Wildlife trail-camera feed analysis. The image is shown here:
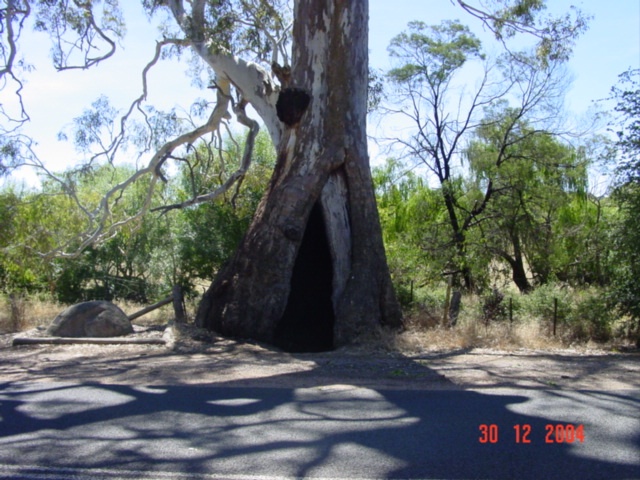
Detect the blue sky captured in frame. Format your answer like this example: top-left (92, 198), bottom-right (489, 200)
top-left (370, 0), bottom-right (640, 116)
top-left (4, 0), bottom-right (640, 186)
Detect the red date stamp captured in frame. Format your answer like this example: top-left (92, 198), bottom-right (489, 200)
top-left (479, 424), bottom-right (585, 444)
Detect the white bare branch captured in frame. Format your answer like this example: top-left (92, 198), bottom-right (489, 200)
top-left (45, 78), bottom-right (233, 259)
top-left (52, 1), bottom-right (117, 71)
top-left (3, 0), bottom-right (288, 260)
top-left (173, 0), bottom-right (282, 145)
top-left (0, 0), bottom-right (31, 128)
top-left (152, 92), bottom-right (261, 213)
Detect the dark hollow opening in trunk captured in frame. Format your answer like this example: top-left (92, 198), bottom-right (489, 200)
top-left (274, 203), bottom-right (335, 353)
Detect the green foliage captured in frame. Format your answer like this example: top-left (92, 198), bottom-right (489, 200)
top-left (0, 130), bottom-right (274, 303)
top-left (53, 212), bottom-right (172, 303)
top-left (388, 20), bottom-right (483, 84)
top-left (611, 183), bottom-right (640, 321)
top-left (373, 159), bottom-right (445, 288)
top-left (453, 0), bottom-right (590, 63)
top-left (608, 70), bottom-right (640, 333)
top-left (383, 15), bottom-right (579, 292)
top-left (513, 284), bottom-right (614, 342)
top-left (33, 0), bottom-right (125, 70)
top-left (611, 69), bottom-right (640, 183)
top-left (517, 283), bottom-right (569, 320)
top-left (0, 136), bottom-right (32, 178)
top-left (0, 181), bottom-right (88, 293)
top-left (466, 110), bottom-right (593, 288)
top-left (67, 95), bottom-right (119, 153)
top-left (374, 88), bottom-right (621, 343)
top-left (482, 288), bottom-right (507, 324)
top-left (142, 0), bottom-right (291, 63)
top-left (565, 289), bottom-right (614, 342)
top-left (368, 68), bottom-right (385, 113)
top-left (0, 164), bottom-right (168, 301)
top-left (375, 110), bottom-right (602, 295)
top-left (178, 201), bottom-right (249, 282)
top-left (176, 130), bottom-right (275, 289)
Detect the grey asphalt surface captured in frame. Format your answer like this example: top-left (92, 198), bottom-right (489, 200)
top-left (0, 382), bottom-right (638, 480)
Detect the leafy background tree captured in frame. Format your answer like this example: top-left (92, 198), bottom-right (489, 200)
top-left (465, 110), bottom-right (590, 291)
top-left (608, 69), bottom-right (640, 343)
top-left (381, 17), bottom-right (574, 292)
top-left (0, 130), bottom-right (275, 305)
top-left (175, 130), bottom-right (275, 290)
top-left (365, 7), bottom-right (635, 345)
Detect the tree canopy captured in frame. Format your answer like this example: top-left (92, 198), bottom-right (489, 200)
top-left (381, 13), bottom-right (578, 290)
top-left (1, 0), bottom-right (293, 258)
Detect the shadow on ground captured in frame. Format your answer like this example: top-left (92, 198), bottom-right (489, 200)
top-left (0, 356), bottom-right (638, 479)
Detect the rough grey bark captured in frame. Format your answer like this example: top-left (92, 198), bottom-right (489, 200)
top-left (195, 0), bottom-right (402, 350)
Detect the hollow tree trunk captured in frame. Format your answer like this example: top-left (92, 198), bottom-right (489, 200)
top-left (195, 0), bottom-right (402, 351)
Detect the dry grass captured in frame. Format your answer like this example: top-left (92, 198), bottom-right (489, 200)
top-left (384, 286), bottom-right (640, 354)
top-left (1, 293), bottom-right (635, 353)
top-left (391, 301), bottom-right (637, 355)
top-left (0, 295), bottom-right (62, 333)
top-left (393, 317), bottom-right (569, 354)
top-left (0, 295), bottom-right (179, 334)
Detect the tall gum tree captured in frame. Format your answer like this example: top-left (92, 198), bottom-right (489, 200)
top-left (0, 1), bottom-right (587, 351)
top-left (194, 0), bottom-right (402, 351)
top-left (0, 0), bottom-right (402, 351)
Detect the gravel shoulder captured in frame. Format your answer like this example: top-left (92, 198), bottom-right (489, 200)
top-left (1, 324), bottom-right (639, 391)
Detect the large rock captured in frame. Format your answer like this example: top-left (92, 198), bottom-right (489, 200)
top-left (47, 301), bottom-right (134, 337)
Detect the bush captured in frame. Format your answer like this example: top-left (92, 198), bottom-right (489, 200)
top-left (515, 284), bottom-right (617, 342)
top-left (517, 284), bottom-right (570, 325)
top-left (565, 289), bottom-right (614, 342)
top-left (394, 282), bottom-right (633, 352)
top-left (394, 281), bottom-right (414, 308)
top-left (481, 288), bottom-right (507, 324)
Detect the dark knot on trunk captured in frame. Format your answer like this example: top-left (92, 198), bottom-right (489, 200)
top-left (276, 88), bottom-right (311, 127)
top-left (282, 224), bottom-right (303, 242)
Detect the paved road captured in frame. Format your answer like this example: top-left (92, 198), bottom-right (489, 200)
top-left (0, 382), bottom-right (638, 479)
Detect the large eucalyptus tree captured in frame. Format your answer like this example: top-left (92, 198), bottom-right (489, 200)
top-left (0, 0), bottom-right (586, 350)
top-left (192, 0), bottom-right (403, 350)
top-left (1, 0), bottom-right (402, 351)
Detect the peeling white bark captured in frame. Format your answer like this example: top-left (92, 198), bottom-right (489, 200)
top-left (320, 171), bottom-right (352, 310)
top-left (166, 0), bottom-right (283, 146)
top-left (193, 46), bottom-right (283, 145)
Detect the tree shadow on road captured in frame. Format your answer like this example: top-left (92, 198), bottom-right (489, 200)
top-left (0, 358), bottom-right (638, 480)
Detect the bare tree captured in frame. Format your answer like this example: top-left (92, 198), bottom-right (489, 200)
top-left (381, 19), bottom-right (577, 291)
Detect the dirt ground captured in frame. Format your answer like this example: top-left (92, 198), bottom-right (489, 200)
top-left (1, 323), bottom-right (639, 391)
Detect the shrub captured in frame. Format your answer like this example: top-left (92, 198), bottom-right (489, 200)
top-left (481, 288), bottom-right (507, 324)
top-left (565, 289), bottom-right (614, 342)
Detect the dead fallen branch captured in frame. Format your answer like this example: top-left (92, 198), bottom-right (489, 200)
top-left (127, 296), bottom-right (174, 321)
top-left (127, 285), bottom-right (186, 323)
top-left (12, 337), bottom-right (166, 346)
